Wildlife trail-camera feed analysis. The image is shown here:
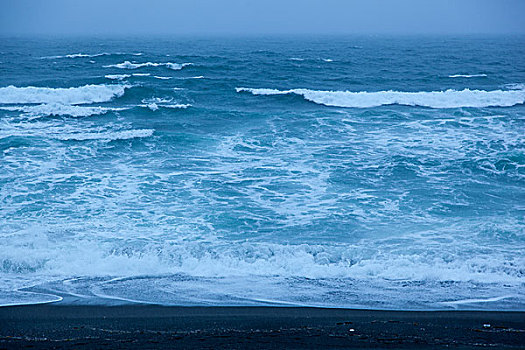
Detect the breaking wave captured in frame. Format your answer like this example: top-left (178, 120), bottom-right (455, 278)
top-left (0, 84), bottom-right (130, 105)
top-left (236, 87), bottom-right (525, 108)
top-left (2, 235), bottom-right (524, 284)
top-left (140, 103), bottom-right (191, 111)
top-left (137, 97), bottom-right (191, 111)
top-left (178, 76), bottom-right (204, 79)
top-left (449, 74), bottom-right (488, 78)
top-left (105, 74), bottom-right (131, 81)
top-left (41, 52), bottom-right (143, 59)
top-left (104, 61), bottom-right (192, 70)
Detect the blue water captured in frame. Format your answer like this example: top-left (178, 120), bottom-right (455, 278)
top-left (1, 36), bottom-right (524, 309)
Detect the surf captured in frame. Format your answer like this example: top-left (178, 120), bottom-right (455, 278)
top-left (236, 87), bottom-right (525, 108)
top-left (0, 84), bottom-right (130, 105)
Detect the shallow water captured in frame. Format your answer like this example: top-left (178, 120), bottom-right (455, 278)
top-left (0, 36), bottom-right (524, 309)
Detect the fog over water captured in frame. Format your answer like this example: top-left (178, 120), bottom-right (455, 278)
top-left (1, 0), bottom-right (525, 36)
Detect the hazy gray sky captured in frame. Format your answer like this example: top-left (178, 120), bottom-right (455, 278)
top-left (1, 0), bottom-right (524, 36)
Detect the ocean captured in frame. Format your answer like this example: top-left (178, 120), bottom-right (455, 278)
top-left (0, 35), bottom-right (524, 310)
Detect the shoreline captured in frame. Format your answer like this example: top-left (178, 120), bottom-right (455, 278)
top-left (1, 305), bottom-right (524, 349)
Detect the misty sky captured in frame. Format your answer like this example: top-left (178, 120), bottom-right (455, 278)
top-left (1, 0), bottom-right (524, 36)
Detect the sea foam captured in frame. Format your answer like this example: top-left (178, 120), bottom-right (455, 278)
top-left (236, 87), bottom-right (525, 108)
top-left (449, 74), bottom-right (488, 78)
top-left (42, 53), bottom-right (108, 59)
top-left (105, 74), bottom-right (131, 80)
top-left (0, 84), bottom-right (130, 105)
top-left (41, 52), bottom-right (143, 59)
top-left (104, 61), bottom-right (192, 70)
top-left (140, 103), bottom-right (191, 111)
top-left (0, 104), bottom-right (127, 118)
top-left (57, 129), bottom-right (154, 141)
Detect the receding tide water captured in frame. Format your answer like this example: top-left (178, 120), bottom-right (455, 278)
top-left (1, 36), bottom-right (524, 309)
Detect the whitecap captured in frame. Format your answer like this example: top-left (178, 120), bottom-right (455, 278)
top-left (105, 74), bottom-right (131, 80)
top-left (166, 63), bottom-right (193, 70)
top-left (236, 87), bottom-right (525, 108)
top-left (449, 74), bottom-right (488, 78)
top-left (163, 104), bottom-right (191, 109)
top-left (41, 52), bottom-right (143, 59)
top-left (141, 97), bottom-right (173, 104)
top-left (104, 61), bottom-right (159, 69)
top-left (104, 61), bottom-right (192, 70)
top-left (139, 97), bottom-right (190, 110)
top-left (174, 76), bottom-right (204, 80)
top-left (0, 84), bottom-right (130, 105)
top-left (41, 53), bottom-right (106, 59)
top-left (139, 103), bottom-right (190, 111)
top-left (144, 103), bottom-right (159, 111)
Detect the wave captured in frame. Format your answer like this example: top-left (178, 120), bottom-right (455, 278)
top-left (42, 52), bottom-right (143, 59)
top-left (158, 75), bottom-right (203, 80)
top-left (449, 74), bottom-right (488, 78)
top-left (153, 76), bottom-right (172, 80)
top-left (166, 63), bottom-right (192, 70)
top-left (164, 104), bottom-right (191, 109)
top-left (184, 76), bottom-right (204, 79)
top-left (440, 296), bottom-right (514, 308)
top-left (140, 103), bottom-right (191, 111)
top-left (105, 74), bottom-right (131, 80)
top-left (104, 61), bottom-right (192, 70)
top-left (0, 103), bottom-right (127, 117)
top-left (105, 73), bottom-right (158, 80)
top-left (56, 129), bottom-right (154, 141)
top-left (3, 239), bottom-right (523, 284)
top-left (138, 97), bottom-right (190, 111)
top-left (43, 53), bottom-right (108, 59)
top-left (290, 58), bottom-right (334, 62)
top-left (141, 97), bottom-right (173, 104)
top-left (504, 83), bottom-right (525, 90)
top-left (0, 84), bottom-right (130, 105)
top-left (236, 87), bottom-right (525, 108)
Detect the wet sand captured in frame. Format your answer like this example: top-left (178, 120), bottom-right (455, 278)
top-left (0, 305), bottom-right (524, 349)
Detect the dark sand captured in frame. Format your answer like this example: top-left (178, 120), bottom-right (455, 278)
top-left (0, 305), bottom-right (524, 349)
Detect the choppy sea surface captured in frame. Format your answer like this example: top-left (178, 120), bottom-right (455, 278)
top-left (1, 36), bottom-right (524, 310)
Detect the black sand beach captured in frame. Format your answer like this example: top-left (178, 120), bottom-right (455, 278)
top-left (0, 305), bottom-right (524, 349)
